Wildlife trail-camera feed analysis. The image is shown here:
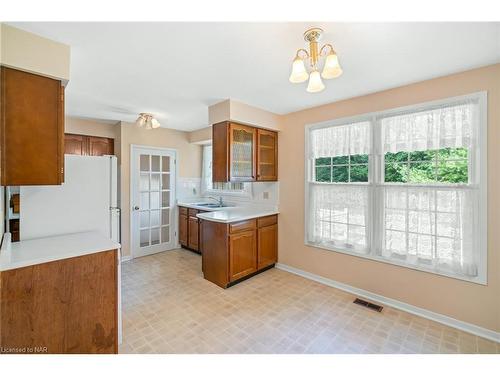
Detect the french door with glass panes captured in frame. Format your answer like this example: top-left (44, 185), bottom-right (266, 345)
top-left (131, 145), bottom-right (176, 257)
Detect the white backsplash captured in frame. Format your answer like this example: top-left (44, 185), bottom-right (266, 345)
top-left (177, 177), bottom-right (202, 200)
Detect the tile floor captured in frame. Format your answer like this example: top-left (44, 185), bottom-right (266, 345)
top-left (119, 249), bottom-right (499, 354)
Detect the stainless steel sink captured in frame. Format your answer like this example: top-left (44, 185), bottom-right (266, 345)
top-left (195, 203), bottom-right (230, 208)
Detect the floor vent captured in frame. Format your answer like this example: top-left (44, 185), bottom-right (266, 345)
top-left (353, 298), bottom-right (383, 312)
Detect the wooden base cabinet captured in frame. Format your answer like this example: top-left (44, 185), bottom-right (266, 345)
top-left (178, 207), bottom-right (205, 253)
top-left (201, 215), bottom-right (278, 288)
top-left (0, 250), bottom-right (118, 354)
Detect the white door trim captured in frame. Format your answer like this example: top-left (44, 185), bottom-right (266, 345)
top-left (130, 144), bottom-right (178, 259)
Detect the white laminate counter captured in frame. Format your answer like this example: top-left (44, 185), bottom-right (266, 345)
top-left (0, 231), bottom-right (121, 271)
top-left (196, 208), bottom-right (279, 223)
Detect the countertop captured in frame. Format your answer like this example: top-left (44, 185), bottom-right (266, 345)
top-left (196, 207), bottom-right (279, 223)
top-left (0, 231), bottom-right (121, 271)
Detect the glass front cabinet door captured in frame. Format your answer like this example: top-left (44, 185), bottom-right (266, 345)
top-left (229, 123), bottom-right (256, 181)
top-left (257, 129), bottom-right (278, 181)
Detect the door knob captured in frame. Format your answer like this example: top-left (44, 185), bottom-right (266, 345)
top-left (133, 206), bottom-right (140, 211)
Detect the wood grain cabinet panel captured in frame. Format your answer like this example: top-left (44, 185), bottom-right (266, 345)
top-left (1, 67), bottom-right (64, 185)
top-left (188, 216), bottom-right (199, 251)
top-left (258, 223), bottom-right (278, 269)
top-left (179, 212), bottom-right (188, 247)
top-left (229, 229), bottom-right (257, 282)
top-left (0, 250), bottom-right (118, 354)
top-left (256, 129), bottom-right (278, 181)
top-left (64, 134), bottom-right (114, 156)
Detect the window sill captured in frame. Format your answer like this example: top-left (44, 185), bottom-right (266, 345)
top-left (304, 240), bottom-right (486, 285)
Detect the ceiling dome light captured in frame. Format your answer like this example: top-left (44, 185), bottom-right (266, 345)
top-left (136, 113), bottom-right (160, 130)
top-left (306, 70), bottom-right (325, 93)
top-left (289, 56), bottom-right (309, 83)
top-left (322, 51), bottom-right (343, 79)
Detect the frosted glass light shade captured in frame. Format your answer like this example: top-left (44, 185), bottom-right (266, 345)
top-left (136, 116), bottom-right (146, 128)
top-left (306, 70), bottom-right (325, 93)
top-left (151, 118), bottom-right (161, 128)
top-left (289, 57), bottom-right (309, 83)
top-left (322, 52), bottom-right (343, 79)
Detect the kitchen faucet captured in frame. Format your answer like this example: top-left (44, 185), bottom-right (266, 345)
top-left (207, 196), bottom-right (223, 206)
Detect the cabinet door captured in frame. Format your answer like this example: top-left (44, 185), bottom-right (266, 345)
top-left (258, 224), bottom-right (277, 269)
top-left (229, 123), bottom-right (256, 182)
top-left (1, 67), bottom-right (64, 185)
top-left (229, 229), bottom-right (257, 282)
top-left (179, 213), bottom-right (188, 246)
top-left (257, 129), bottom-right (278, 181)
top-left (65, 134), bottom-right (88, 155)
top-left (89, 136), bottom-right (114, 156)
top-left (188, 216), bottom-right (199, 251)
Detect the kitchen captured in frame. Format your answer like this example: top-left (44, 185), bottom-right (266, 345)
top-left (1, 19), bottom-right (500, 360)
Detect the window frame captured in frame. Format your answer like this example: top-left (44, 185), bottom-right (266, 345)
top-left (304, 91), bottom-right (487, 285)
top-left (201, 144), bottom-right (252, 198)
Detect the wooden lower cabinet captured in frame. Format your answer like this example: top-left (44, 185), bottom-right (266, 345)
top-left (201, 215), bottom-right (278, 288)
top-left (0, 250), bottom-right (118, 354)
top-left (178, 206), bottom-right (205, 254)
top-left (229, 229), bottom-right (257, 281)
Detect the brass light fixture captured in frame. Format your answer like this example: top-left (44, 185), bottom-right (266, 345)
top-left (136, 113), bottom-right (160, 129)
top-left (289, 27), bottom-right (343, 93)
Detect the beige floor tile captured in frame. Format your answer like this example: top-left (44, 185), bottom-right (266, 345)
top-left (119, 249), bottom-right (498, 354)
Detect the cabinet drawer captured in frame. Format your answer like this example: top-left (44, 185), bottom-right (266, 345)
top-left (179, 206), bottom-right (188, 215)
top-left (188, 208), bottom-right (199, 218)
top-left (230, 219), bottom-right (256, 234)
top-left (257, 215), bottom-right (277, 228)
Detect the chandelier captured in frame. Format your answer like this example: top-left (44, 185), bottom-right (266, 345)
top-left (136, 113), bottom-right (160, 129)
top-left (289, 27), bottom-right (343, 93)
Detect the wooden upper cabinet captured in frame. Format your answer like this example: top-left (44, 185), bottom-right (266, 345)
top-left (257, 129), bottom-right (278, 181)
top-left (1, 67), bottom-right (65, 185)
top-left (64, 134), bottom-right (114, 156)
top-left (212, 121), bottom-right (277, 182)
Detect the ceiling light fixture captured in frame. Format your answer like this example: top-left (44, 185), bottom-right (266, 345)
top-left (136, 113), bottom-right (160, 130)
top-left (289, 27), bottom-right (343, 93)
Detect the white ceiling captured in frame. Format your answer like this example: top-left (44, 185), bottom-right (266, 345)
top-left (9, 22), bottom-right (500, 131)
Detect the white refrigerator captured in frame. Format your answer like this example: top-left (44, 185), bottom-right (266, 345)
top-left (20, 154), bottom-right (122, 343)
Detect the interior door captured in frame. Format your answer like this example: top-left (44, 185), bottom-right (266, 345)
top-left (131, 146), bottom-right (176, 258)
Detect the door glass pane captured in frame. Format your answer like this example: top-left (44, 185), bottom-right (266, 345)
top-left (140, 211), bottom-right (149, 228)
top-left (140, 155), bottom-right (150, 171)
top-left (151, 174), bottom-right (160, 191)
top-left (162, 156), bottom-right (170, 172)
top-left (152, 156), bottom-right (160, 172)
top-left (151, 210), bottom-right (160, 227)
top-left (151, 192), bottom-right (160, 209)
top-left (161, 174), bottom-right (170, 190)
top-left (161, 226), bottom-right (170, 243)
top-left (140, 229), bottom-right (149, 247)
top-left (162, 191), bottom-right (170, 208)
top-left (140, 192), bottom-right (149, 210)
top-left (161, 208), bottom-right (170, 225)
top-left (140, 173), bottom-right (149, 191)
top-left (151, 228), bottom-right (160, 245)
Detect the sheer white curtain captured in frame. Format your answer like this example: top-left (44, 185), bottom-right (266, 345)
top-left (381, 101), bottom-right (476, 153)
top-left (380, 186), bottom-right (477, 276)
top-left (309, 184), bottom-right (369, 253)
top-left (201, 145), bottom-right (212, 192)
top-left (311, 121), bottom-right (371, 158)
top-left (309, 121), bottom-right (371, 252)
top-left (379, 100), bottom-right (479, 277)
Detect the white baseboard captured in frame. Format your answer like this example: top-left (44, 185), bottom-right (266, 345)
top-left (276, 262), bottom-right (500, 343)
top-left (121, 255), bottom-right (132, 262)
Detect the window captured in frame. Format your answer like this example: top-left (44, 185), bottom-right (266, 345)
top-left (306, 93), bottom-right (487, 283)
top-left (202, 145), bottom-right (248, 194)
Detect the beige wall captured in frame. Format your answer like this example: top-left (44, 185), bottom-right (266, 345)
top-left (279, 64), bottom-right (500, 332)
top-left (208, 99), bottom-right (283, 131)
top-left (119, 122), bottom-right (202, 257)
top-left (188, 126), bottom-right (212, 144)
top-left (0, 24), bottom-right (70, 82)
top-left (65, 117), bottom-right (119, 139)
